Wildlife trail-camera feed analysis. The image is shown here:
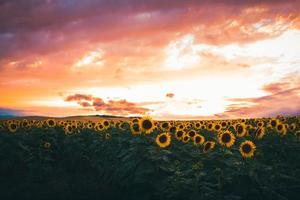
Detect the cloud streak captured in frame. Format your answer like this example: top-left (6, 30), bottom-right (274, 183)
top-left (65, 94), bottom-right (150, 115)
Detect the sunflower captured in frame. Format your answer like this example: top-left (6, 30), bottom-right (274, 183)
top-left (102, 120), bottom-right (110, 128)
top-left (213, 123), bottom-right (222, 132)
top-left (239, 140), bottom-right (256, 158)
top-left (289, 123), bottom-right (296, 131)
top-left (207, 123), bottom-right (213, 131)
top-left (156, 132), bottom-right (171, 148)
top-left (160, 121), bottom-right (170, 131)
top-left (255, 127), bottom-right (266, 139)
top-left (8, 122), bottom-right (18, 133)
top-left (187, 130), bottom-right (197, 138)
top-left (169, 126), bottom-right (177, 134)
top-left (221, 121), bottom-right (227, 128)
top-left (105, 133), bottom-right (111, 140)
top-left (46, 119), bottom-right (56, 127)
top-left (276, 123), bottom-right (287, 136)
top-left (22, 119), bottom-right (29, 127)
top-left (182, 134), bottom-right (190, 143)
top-left (193, 134), bottom-right (205, 145)
top-left (177, 123), bottom-right (185, 130)
top-left (194, 122), bottom-right (201, 130)
top-left (203, 141), bottom-right (216, 153)
top-left (130, 122), bottom-right (141, 135)
top-left (44, 142), bottom-right (51, 149)
top-left (64, 124), bottom-right (73, 135)
top-left (95, 122), bottom-right (105, 132)
top-left (236, 123), bottom-right (247, 137)
top-left (218, 131), bottom-right (235, 148)
top-left (270, 118), bottom-right (278, 128)
top-left (139, 116), bottom-right (155, 134)
top-left (175, 130), bottom-right (185, 140)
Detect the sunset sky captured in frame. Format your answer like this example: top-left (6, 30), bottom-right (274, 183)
top-left (0, 0), bottom-right (300, 119)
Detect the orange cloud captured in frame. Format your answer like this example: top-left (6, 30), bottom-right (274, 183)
top-left (166, 93), bottom-right (175, 98)
top-left (65, 94), bottom-right (150, 115)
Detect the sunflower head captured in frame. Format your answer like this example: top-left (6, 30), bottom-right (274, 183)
top-left (214, 124), bottom-right (221, 131)
top-left (175, 130), bottom-right (185, 140)
top-left (160, 121), bottom-right (170, 131)
top-left (139, 116), bottom-right (155, 134)
top-left (203, 141), bottom-right (216, 153)
top-left (193, 134), bottom-right (205, 145)
top-left (182, 134), bottom-right (190, 143)
top-left (64, 125), bottom-right (73, 135)
top-left (218, 130), bottom-right (235, 148)
top-left (44, 142), bottom-right (51, 149)
top-left (236, 123), bottom-right (247, 137)
top-left (188, 130), bottom-right (196, 138)
top-left (46, 119), bottom-right (56, 127)
top-left (239, 140), bottom-right (256, 158)
top-left (156, 132), bottom-right (171, 148)
top-left (130, 122), bottom-right (142, 135)
top-left (8, 122), bottom-right (18, 133)
top-left (255, 127), bottom-right (266, 140)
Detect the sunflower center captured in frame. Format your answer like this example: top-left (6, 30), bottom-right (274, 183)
top-left (188, 131), bottom-right (195, 137)
top-left (159, 135), bottom-right (167, 143)
top-left (104, 121), bottom-right (109, 126)
top-left (242, 144), bottom-right (251, 153)
top-left (221, 133), bottom-right (231, 143)
top-left (142, 120), bottom-right (152, 129)
top-left (49, 120), bottom-right (54, 126)
top-left (176, 131), bottom-right (183, 137)
top-left (271, 120), bottom-right (276, 127)
top-left (162, 122), bottom-right (169, 128)
top-left (277, 124), bottom-right (283, 130)
top-left (215, 125), bottom-right (220, 130)
top-left (237, 126), bottom-right (243, 134)
top-left (133, 124), bottom-right (140, 131)
top-left (195, 136), bottom-right (201, 143)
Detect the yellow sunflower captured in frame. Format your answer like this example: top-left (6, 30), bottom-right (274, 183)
top-left (193, 134), bottom-right (205, 146)
top-left (203, 141), bottom-right (216, 153)
top-left (156, 132), bottom-right (171, 148)
top-left (235, 123), bottom-right (247, 137)
top-left (218, 130), bottom-right (235, 148)
top-left (255, 127), bottom-right (266, 139)
top-left (182, 134), bottom-right (190, 143)
top-left (102, 120), bottom-right (110, 128)
top-left (269, 118), bottom-right (278, 128)
top-left (130, 122), bottom-right (141, 135)
top-left (160, 121), bottom-right (170, 131)
top-left (187, 130), bottom-right (197, 138)
top-left (239, 140), bottom-right (256, 158)
top-left (46, 119), bottom-right (56, 127)
top-left (289, 123), bottom-right (296, 131)
top-left (105, 133), bottom-right (111, 140)
top-left (139, 116), bottom-right (155, 134)
top-left (276, 123), bottom-right (287, 136)
top-left (8, 122), bottom-right (18, 133)
top-left (64, 124), bottom-right (73, 135)
top-left (175, 130), bottom-right (185, 141)
top-left (44, 142), bottom-right (51, 149)
top-left (213, 123), bottom-right (222, 132)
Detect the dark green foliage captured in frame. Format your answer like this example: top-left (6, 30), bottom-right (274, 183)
top-left (0, 124), bottom-right (299, 200)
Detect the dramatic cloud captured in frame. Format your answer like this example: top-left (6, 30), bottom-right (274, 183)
top-left (64, 94), bottom-right (150, 115)
top-left (1, 1), bottom-right (300, 119)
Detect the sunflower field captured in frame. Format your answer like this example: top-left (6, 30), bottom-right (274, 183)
top-left (0, 116), bottom-right (300, 200)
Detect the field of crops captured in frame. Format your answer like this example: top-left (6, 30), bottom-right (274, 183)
top-left (0, 116), bottom-right (300, 200)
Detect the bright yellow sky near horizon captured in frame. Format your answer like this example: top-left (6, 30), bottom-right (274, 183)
top-left (0, 1), bottom-right (300, 119)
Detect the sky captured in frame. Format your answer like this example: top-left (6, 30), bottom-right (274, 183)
top-left (0, 0), bottom-right (300, 119)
